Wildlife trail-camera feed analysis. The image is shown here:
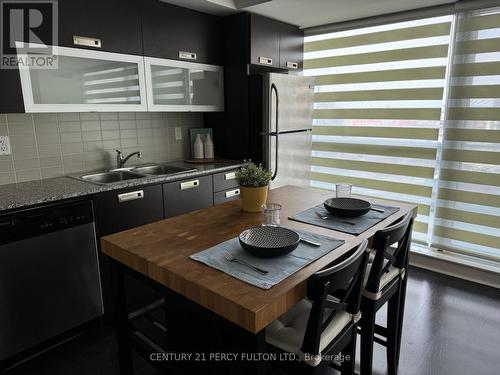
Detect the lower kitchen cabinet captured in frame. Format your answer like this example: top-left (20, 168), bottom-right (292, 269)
top-left (213, 169), bottom-right (240, 205)
top-left (213, 169), bottom-right (238, 192)
top-left (94, 185), bottom-right (164, 236)
top-left (91, 169), bottom-right (238, 316)
top-left (214, 187), bottom-right (240, 204)
top-left (94, 184), bottom-right (164, 315)
top-left (163, 175), bottom-right (213, 218)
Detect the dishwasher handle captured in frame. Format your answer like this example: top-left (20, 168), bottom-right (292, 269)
top-left (0, 218), bottom-right (12, 228)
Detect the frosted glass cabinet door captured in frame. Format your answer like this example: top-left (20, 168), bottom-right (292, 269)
top-left (145, 57), bottom-right (224, 111)
top-left (17, 45), bottom-right (147, 112)
top-left (189, 68), bottom-right (223, 108)
top-left (149, 64), bottom-right (190, 106)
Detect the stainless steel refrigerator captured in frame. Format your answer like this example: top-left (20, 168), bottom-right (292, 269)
top-left (259, 73), bottom-right (315, 189)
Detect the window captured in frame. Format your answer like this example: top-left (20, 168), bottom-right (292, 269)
top-left (304, 8), bottom-right (500, 261)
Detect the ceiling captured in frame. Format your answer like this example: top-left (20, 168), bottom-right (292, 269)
top-left (162, 0), bottom-right (456, 28)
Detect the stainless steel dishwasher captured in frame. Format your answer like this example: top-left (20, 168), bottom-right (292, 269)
top-left (0, 200), bottom-right (103, 361)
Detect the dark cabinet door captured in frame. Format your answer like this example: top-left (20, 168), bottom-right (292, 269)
top-left (214, 187), bottom-right (240, 205)
top-left (141, 0), bottom-right (223, 65)
top-left (250, 14), bottom-right (280, 69)
top-left (279, 23), bottom-right (304, 71)
top-left (213, 169), bottom-right (239, 192)
top-left (58, 0), bottom-right (143, 55)
top-left (163, 175), bottom-right (213, 218)
top-left (94, 184), bottom-right (164, 316)
top-left (0, 70), bottom-right (24, 113)
top-left (94, 185), bottom-right (164, 237)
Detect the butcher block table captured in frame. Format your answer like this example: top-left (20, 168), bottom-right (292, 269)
top-left (101, 185), bottom-right (417, 375)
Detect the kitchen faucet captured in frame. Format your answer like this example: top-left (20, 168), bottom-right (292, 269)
top-left (116, 149), bottom-right (141, 169)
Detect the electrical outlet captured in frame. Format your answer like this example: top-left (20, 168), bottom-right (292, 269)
top-left (175, 127), bottom-right (182, 141)
top-left (0, 136), bottom-right (11, 155)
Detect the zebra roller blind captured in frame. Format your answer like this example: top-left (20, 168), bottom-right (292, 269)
top-left (433, 7), bottom-right (500, 260)
top-left (304, 15), bottom-right (453, 244)
top-left (304, 8), bottom-right (500, 260)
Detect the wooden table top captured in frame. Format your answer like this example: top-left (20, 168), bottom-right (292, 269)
top-left (101, 185), bottom-right (417, 333)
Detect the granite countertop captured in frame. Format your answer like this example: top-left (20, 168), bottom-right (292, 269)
top-left (0, 160), bottom-right (242, 213)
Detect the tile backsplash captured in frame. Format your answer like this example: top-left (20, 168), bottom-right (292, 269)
top-left (0, 112), bottom-right (202, 185)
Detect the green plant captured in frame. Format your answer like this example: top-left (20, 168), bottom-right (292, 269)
top-left (235, 161), bottom-right (272, 188)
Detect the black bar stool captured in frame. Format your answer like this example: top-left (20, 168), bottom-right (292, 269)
top-left (359, 212), bottom-right (414, 375)
top-left (266, 240), bottom-right (370, 375)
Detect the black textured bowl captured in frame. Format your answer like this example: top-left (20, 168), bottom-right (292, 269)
top-left (324, 198), bottom-right (371, 217)
top-left (239, 226), bottom-right (300, 258)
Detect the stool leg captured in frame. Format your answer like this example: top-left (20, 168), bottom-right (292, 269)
top-left (396, 276), bottom-right (408, 365)
top-left (341, 326), bottom-right (357, 375)
top-left (360, 302), bottom-right (376, 375)
top-left (386, 286), bottom-right (402, 375)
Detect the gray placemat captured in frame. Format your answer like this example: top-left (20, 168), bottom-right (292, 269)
top-left (190, 229), bottom-right (344, 290)
top-left (289, 204), bottom-right (400, 235)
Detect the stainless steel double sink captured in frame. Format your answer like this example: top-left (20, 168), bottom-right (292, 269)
top-left (72, 164), bottom-right (197, 185)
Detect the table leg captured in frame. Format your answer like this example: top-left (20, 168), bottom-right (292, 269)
top-left (218, 320), bottom-right (267, 375)
top-left (110, 260), bottom-right (134, 375)
top-left (164, 290), bottom-right (267, 375)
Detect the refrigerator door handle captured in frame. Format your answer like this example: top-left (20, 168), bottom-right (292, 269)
top-left (270, 83), bottom-right (279, 181)
top-left (261, 128), bottom-right (312, 136)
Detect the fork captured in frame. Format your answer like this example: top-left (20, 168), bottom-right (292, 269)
top-left (223, 252), bottom-right (269, 275)
top-left (300, 237), bottom-right (321, 247)
top-left (315, 211), bottom-right (355, 226)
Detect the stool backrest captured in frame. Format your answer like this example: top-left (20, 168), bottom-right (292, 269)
top-left (365, 212), bottom-right (414, 294)
top-left (301, 240), bottom-right (370, 355)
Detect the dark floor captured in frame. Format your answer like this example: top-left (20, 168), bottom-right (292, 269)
top-left (3, 266), bottom-right (500, 375)
top-left (365, 267), bottom-right (500, 375)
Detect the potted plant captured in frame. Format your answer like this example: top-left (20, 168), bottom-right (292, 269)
top-left (235, 161), bottom-right (272, 212)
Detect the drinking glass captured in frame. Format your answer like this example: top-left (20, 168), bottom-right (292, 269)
top-left (262, 203), bottom-right (282, 226)
top-left (335, 183), bottom-right (352, 198)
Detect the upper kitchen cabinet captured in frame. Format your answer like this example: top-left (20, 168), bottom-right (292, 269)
top-left (226, 13), bottom-right (304, 72)
top-left (250, 14), bottom-right (281, 69)
top-left (58, 0), bottom-right (143, 55)
top-left (0, 70), bottom-right (24, 113)
top-left (279, 23), bottom-right (304, 70)
top-left (144, 57), bottom-right (224, 111)
top-left (141, 0), bottom-right (224, 65)
top-left (17, 45), bottom-right (147, 112)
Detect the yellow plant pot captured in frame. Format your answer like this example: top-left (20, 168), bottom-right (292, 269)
top-left (239, 185), bottom-right (268, 212)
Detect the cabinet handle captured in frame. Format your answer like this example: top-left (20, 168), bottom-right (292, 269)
top-left (259, 56), bottom-right (273, 65)
top-left (224, 172), bottom-right (236, 180)
top-left (225, 189), bottom-right (240, 198)
top-left (179, 51), bottom-right (197, 60)
top-left (118, 190), bottom-right (144, 203)
top-left (286, 61), bottom-right (299, 69)
top-left (180, 180), bottom-right (199, 190)
top-left (73, 35), bottom-right (102, 48)
top-left (0, 219), bottom-right (12, 227)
